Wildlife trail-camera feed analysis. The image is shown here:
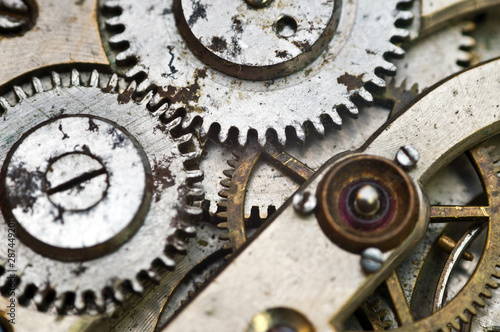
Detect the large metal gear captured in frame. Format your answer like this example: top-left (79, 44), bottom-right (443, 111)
top-left (0, 69), bottom-right (203, 312)
top-left (102, 0), bottom-right (412, 145)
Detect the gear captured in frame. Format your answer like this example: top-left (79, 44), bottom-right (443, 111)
top-left (103, 0), bottom-right (412, 146)
top-left (0, 69), bottom-right (203, 313)
top-left (388, 145), bottom-right (500, 331)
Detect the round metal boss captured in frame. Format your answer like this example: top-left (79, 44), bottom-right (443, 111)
top-left (315, 154), bottom-right (420, 253)
top-left (1, 115), bottom-right (152, 261)
top-left (174, 0), bottom-right (341, 80)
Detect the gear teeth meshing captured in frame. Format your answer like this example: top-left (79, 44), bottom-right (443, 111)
top-left (103, 0), bottom-right (412, 146)
top-left (0, 69), bottom-right (204, 313)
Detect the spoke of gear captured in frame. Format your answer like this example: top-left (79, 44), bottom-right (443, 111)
top-left (216, 137), bottom-right (313, 252)
top-left (103, 0), bottom-right (412, 146)
top-left (385, 145), bottom-right (500, 331)
top-left (0, 69), bottom-right (203, 313)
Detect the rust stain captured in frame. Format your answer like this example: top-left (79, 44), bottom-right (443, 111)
top-left (117, 88), bottom-right (133, 104)
top-left (292, 40), bottom-right (312, 53)
top-left (275, 50), bottom-right (288, 58)
top-left (209, 36), bottom-right (227, 53)
top-left (152, 157), bottom-right (176, 203)
top-left (158, 68), bottom-right (207, 111)
top-left (337, 73), bottom-right (365, 92)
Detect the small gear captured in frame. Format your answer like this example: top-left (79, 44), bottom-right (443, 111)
top-left (0, 69), bottom-right (203, 313)
top-left (103, 0), bottom-right (412, 146)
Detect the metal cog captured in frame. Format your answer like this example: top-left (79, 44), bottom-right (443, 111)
top-left (358, 299), bottom-right (393, 331)
top-left (385, 145), bottom-right (500, 331)
top-left (0, 69), bottom-right (203, 313)
top-left (102, 0), bottom-right (412, 146)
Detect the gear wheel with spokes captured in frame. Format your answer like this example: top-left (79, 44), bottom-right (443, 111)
top-left (0, 69), bottom-right (203, 313)
top-left (103, 0), bottom-right (412, 146)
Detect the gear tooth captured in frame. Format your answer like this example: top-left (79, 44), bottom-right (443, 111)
top-left (172, 238), bottom-right (187, 251)
top-left (396, 10), bottom-right (413, 22)
top-left (344, 100), bottom-right (359, 117)
top-left (357, 87), bottom-right (373, 103)
top-left (311, 118), bottom-right (325, 137)
top-left (222, 243), bottom-right (232, 250)
top-left (379, 60), bottom-right (397, 74)
top-left (186, 170), bottom-right (204, 181)
top-left (328, 108), bottom-right (343, 127)
top-left (89, 70), bottom-right (99, 87)
top-left (460, 35), bottom-right (476, 49)
top-left (481, 288), bottom-right (493, 298)
top-left (94, 292), bottom-right (106, 311)
top-left (108, 33), bottom-right (127, 45)
top-left (130, 278), bottom-right (144, 293)
top-left (139, 90), bottom-right (154, 106)
top-left (458, 312), bottom-right (469, 324)
top-left (457, 50), bottom-right (473, 66)
top-left (105, 16), bottom-right (123, 27)
top-left (217, 222), bottom-right (228, 229)
top-left (219, 233), bottom-right (229, 240)
top-left (386, 44), bottom-right (405, 57)
top-left (74, 292), bottom-right (86, 311)
top-left (107, 74), bottom-right (118, 90)
top-left (468, 306), bottom-right (478, 315)
top-left (487, 279), bottom-right (499, 288)
top-left (294, 125), bottom-right (306, 143)
top-left (368, 75), bottom-right (386, 88)
top-left (223, 169), bottom-right (234, 178)
top-left (103, 0), bottom-right (121, 9)
top-left (180, 113), bottom-right (196, 130)
top-left (226, 159), bottom-right (237, 168)
top-left (174, 132), bottom-right (192, 145)
top-left (187, 188), bottom-right (204, 200)
top-left (216, 211), bottom-right (228, 219)
top-left (125, 81), bottom-right (137, 94)
top-left (258, 207), bottom-right (267, 220)
top-left (181, 224), bottom-right (196, 235)
top-left (182, 151), bottom-right (201, 162)
top-left (13, 86), bottom-right (27, 101)
top-left (184, 205), bottom-right (203, 217)
top-left (0, 97), bottom-right (11, 111)
top-left (113, 288), bottom-right (125, 302)
top-left (147, 92), bottom-right (162, 109)
top-left (393, 27), bottom-right (410, 39)
top-left (116, 50), bottom-right (132, 62)
top-left (474, 296), bottom-right (486, 307)
top-left (218, 128), bottom-right (230, 144)
top-left (159, 254), bottom-right (175, 267)
top-left (450, 319), bottom-right (460, 331)
top-left (70, 69), bottom-right (81, 86)
top-left (220, 179), bottom-right (231, 188)
top-left (33, 292), bottom-right (44, 307)
top-left (147, 269), bottom-right (160, 283)
top-left (51, 72), bottom-right (62, 87)
top-left (32, 77), bottom-right (43, 93)
top-left (218, 200), bottom-right (228, 208)
top-left (54, 295), bottom-right (66, 312)
top-left (136, 79), bottom-right (150, 93)
top-left (165, 116), bottom-right (183, 131)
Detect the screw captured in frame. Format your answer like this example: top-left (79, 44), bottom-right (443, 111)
top-left (293, 191), bottom-right (317, 215)
top-left (245, 0), bottom-right (273, 8)
top-left (360, 247), bottom-right (384, 273)
top-left (395, 145), bottom-right (419, 170)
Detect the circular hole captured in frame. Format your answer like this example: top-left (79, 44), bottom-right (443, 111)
top-left (247, 307), bottom-right (313, 332)
top-left (275, 15), bottom-right (297, 38)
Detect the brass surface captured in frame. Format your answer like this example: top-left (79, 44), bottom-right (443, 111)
top-left (0, 0), bottom-right (108, 87)
top-left (316, 154), bottom-right (420, 253)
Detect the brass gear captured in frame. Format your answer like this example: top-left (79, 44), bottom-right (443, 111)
top-left (386, 145), bottom-right (500, 331)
